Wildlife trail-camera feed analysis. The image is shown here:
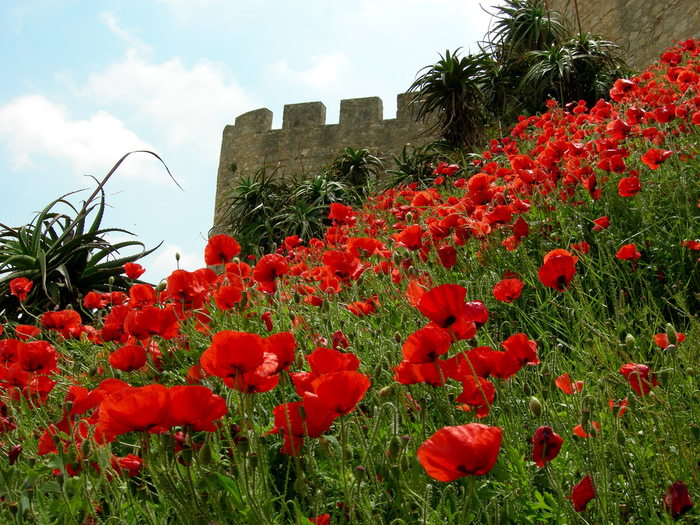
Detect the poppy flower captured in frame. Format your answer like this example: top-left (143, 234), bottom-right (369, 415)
top-left (109, 345), bottom-right (147, 372)
top-left (214, 284), bottom-right (243, 310)
top-left (15, 325), bottom-right (40, 341)
top-left (618, 176), bottom-right (641, 197)
top-left (592, 216), bottom-right (610, 231)
top-left (111, 454), bottom-right (143, 478)
top-left (555, 374), bottom-right (583, 394)
top-left (267, 402), bottom-right (306, 455)
top-left (41, 310), bottom-right (82, 335)
top-left (493, 278), bottom-right (524, 303)
top-left (127, 284), bottom-right (157, 309)
top-left (402, 325), bottom-right (451, 364)
top-left (17, 341), bottom-right (58, 374)
top-left (616, 243), bottom-right (641, 260)
top-left (161, 385), bottom-right (227, 432)
top-left (455, 375), bottom-right (495, 416)
top-left (264, 332), bottom-right (296, 373)
top-left (437, 245), bottom-right (457, 270)
top-left (328, 203), bottom-right (356, 226)
top-left (165, 269), bottom-right (209, 309)
top-left (200, 331), bottom-right (265, 378)
top-left (9, 277), bottom-right (33, 302)
top-left (664, 481), bottom-right (694, 518)
top-left (123, 306), bottom-right (180, 340)
top-left (123, 262), bottom-right (146, 280)
top-left (502, 333), bottom-right (539, 366)
top-left (204, 234), bottom-right (241, 265)
top-left (309, 371), bottom-right (370, 416)
top-left (307, 347), bottom-right (359, 377)
top-left (641, 148), bottom-right (673, 169)
top-left (224, 366), bottom-right (280, 394)
top-left (532, 426), bottom-right (564, 467)
top-left (653, 332), bottom-right (685, 348)
top-left (608, 398), bottom-right (628, 417)
top-left (253, 254), bottom-right (289, 291)
top-left (322, 250), bottom-right (364, 280)
top-left (538, 252), bottom-right (577, 291)
top-left (620, 363), bottom-right (657, 396)
top-left (571, 475), bottom-right (596, 512)
top-left (573, 421), bottom-right (600, 438)
top-left (417, 423), bottom-right (502, 481)
top-left (417, 284), bottom-right (477, 340)
top-left (98, 385), bottom-right (170, 442)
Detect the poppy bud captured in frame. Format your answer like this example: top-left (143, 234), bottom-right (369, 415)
top-left (418, 398), bottom-right (428, 412)
top-left (66, 444), bottom-right (77, 463)
top-left (8, 444), bottom-right (22, 466)
top-left (659, 369), bottom-right (669, 387)
top-left (388, 436), bottom-right (402, 461)
top-left (666, 344), bottom-right (676, 359)
top-left (666, 323), bottom-right (677, 345)
top-left (353, 466), bottom-right (366, 482)
top-left (175, 252), bottom-right (181, 262)
top-left (295, 351), bottom-right (304, 368)
top-left (373, 364), bottom-right (382, 379)
top-left (556, 343), bottom-right (564, 351)
top-left (294, 292), bottom-right (301, 304)
top-left (523, 382), bottom-right (531, 397)
top-left (298, 405), bottom-right (307, 420)
top-left (109, 276), bottom-right (115, 286)
top-left (180, 448), bottom-right (193, 465)
top-left (529, 396), bottom-right (542, 417)
top-left (611, 403), bottom-right (621, 418)
top-left (687, 367), bottom-right (695, 377)
top-left (581, 409), bottom-right (591, 425)
top-left (232, 257), bottom-right (240, 265)
top-left (199, 442), bottom-right (213, 465)
top-left (691, 424), bottom-right (700, 440)
top-left (616, 429), bottom-right (626, 446)
top-left (379, 384), bottom-right (393, 398)
top-left (541, 387), bottom-right (549, 401)
top-left (405, 212), bottom-right (413, 224)
top-left (541, 363), bottom-right (550, 377)
top-left (80, 439), bottom-right (92, 460)
top-left (625, 334), bottom-right (636, 350)
top-left (248, 453), bottom-right (258, 470)
top-left (237, 437), bottom-right (250, 454)
top-left (627, 395), bottom-right (636, 412)
top-left (394, 332), bottom-right (402, 344)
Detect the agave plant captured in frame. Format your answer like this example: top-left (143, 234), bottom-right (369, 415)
top-left (383, 142), bottom-right (446, 190)
top-left (0, 151), bottom-right (174, 322)
top-left (407, 49), bottom-right (489, 148)
top-left (327, 147), bottom-right (384, 191)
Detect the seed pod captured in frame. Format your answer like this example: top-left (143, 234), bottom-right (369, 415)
top-left (353, 466), bottom-right (366, 482)
top-left (625, 333), bottom-right (636, 351)
top-left (529, 396), bottom-right (542, 417)
top-left (617, 429), bottom-right (626, 446)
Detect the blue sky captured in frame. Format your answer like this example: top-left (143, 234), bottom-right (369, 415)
top-left (0, 0), bottom-right (502, 282)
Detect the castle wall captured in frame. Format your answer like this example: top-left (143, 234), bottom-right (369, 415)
top-left (213, 94), bottom-right (439, 230)
top-left (548, 0), bottom-right (700, 70)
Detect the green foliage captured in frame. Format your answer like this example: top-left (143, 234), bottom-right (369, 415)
top-left (0, 152), bottom-right (171, 321)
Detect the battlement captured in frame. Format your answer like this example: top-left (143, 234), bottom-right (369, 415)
top-left (213, 94), bottom-right (439, 229)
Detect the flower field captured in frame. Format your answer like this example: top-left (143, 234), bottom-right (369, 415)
top-left (2, 39), bottom-right (700, 524)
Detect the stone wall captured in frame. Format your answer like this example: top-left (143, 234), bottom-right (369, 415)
top-left (548, 0), bottom-right (700, 70)
top-left (213, 94), bottom-right (439, 230)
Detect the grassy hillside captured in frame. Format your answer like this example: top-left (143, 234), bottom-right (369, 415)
top-left (0, 38), bottom-right (699, 524)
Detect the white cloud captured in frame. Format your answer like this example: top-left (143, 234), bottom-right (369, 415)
top-left (266, 52), bottom-right (349, 90)
top-left (83, 51), bottom-right (257, 148)
top-left (0, 95), bottom-right (155, 176)
top-left (146, 243), bottom-right (204, 283)
top-left (100, 12), bottom-right (155, 56)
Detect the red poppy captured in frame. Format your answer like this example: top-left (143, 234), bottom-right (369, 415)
top-left (538, 252), bottom-right (577, 291)
top-left (204, 234), bottom-right (241, 265)
top-left (161, 385), bottom-right (227, 432)
top-left (616, 243), bottom-right (641, 260)
top-left (123, 306), bottom-right (180, 340)
top-left (127, 284), bottom-right (157, 309)
top-left (41, 310), bottom-right (82, 336)
top-left (9, 277), bottom-right (33, 302)
top-left (682, 240), bottom-right (700, 250)
top-left (165, 269), bottom-right (209, 309)
top-left (396, 225), bottom-right (425, 251)
top-left (123, 262), bottom-right (146, 280)
top-left (322, 250), bottom-right (364, 280)
top-left (109, 345), bottom-right (147, 372)
top-left (15, 325), bottom-right (40, 341)
top-left (328, 203), bottom-right (356, 226)
top-left (653, 332), bottom-right (685, 348)
top-left (532, 426), bottom-right (564, 467)
top-left (502, 333), bottom-right (539, 366)
top-left (309, 371), bottom-right (370, 416)
top-left (213, 284), bottom-right (243, 310)
top-left (437, 245), bottom-right (457, 270)
top-left (641, 148), bottom-right (673, 169)
top-left (307, 347), bottom-right (359, 376)
top-left (200, 331), bottom-right (265, 378)
top-left (17, 341), bottom-right (58, 374)
top-left (417, 423), bottom-right (502, 481)
top-left (224, 366), bottom-right (280, 394)
top-left (571, 475), bottom-right (596, 512)
top-left (618, 176), bottom-right (641, 197)
top-left (417, 284), bottom-right (477, 340)
top-left (664, 481), bottom-right (694, 518)
top-left (346, 237), bottom-right (383, 258)
top-left (620, 363), bottom-right (657, 396)
top-left (573, 421), bottom-right (600, 438)
top-left (402, 325), bottom-right (451, 364)
top-left (592, 216), bottom-right (610, 231)
top-left (608, 398), bottom-right (628, 417)
top-left (253, 254), bottom-right (289, 291)
top-left (267, 402), bottom-right (306, 455)
top-left (111, 454), bottom-right (143, 478)
top-left (455, 375), bottom-right (495, 416)
top-left (98, 385), bottom-right (170, 442)
top-left (555, 374), bottom-right (583, 394)
top-left (493, 278), bottom-right (524, 303)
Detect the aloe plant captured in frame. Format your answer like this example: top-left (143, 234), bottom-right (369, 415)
top-left (0, 151), bottom-right (177, 322)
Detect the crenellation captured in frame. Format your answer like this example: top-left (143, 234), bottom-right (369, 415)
top-left (213, 94), bottom-right (439, 230)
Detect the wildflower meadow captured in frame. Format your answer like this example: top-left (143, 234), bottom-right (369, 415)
top-left (1, 38), bottom-right (700, 524)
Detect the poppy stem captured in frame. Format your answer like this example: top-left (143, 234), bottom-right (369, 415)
top-left (460, 476), bottom-right (477, 525)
